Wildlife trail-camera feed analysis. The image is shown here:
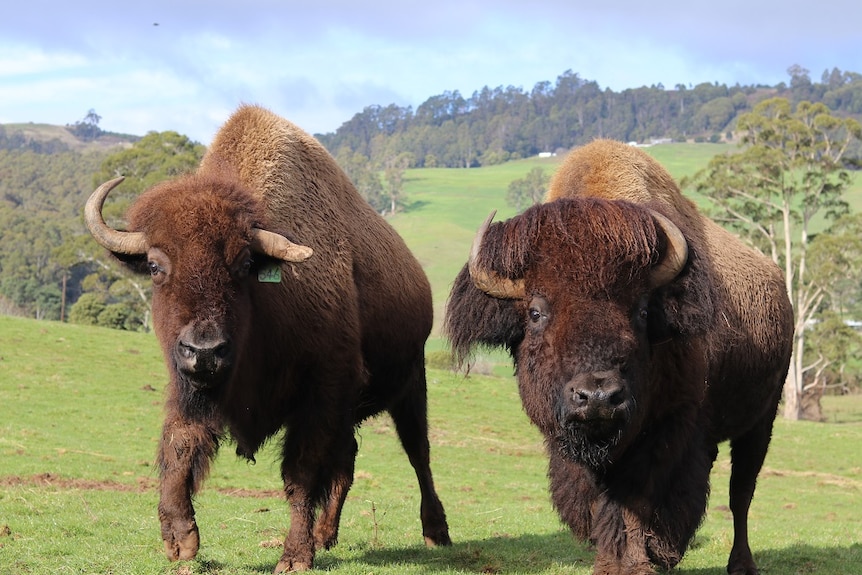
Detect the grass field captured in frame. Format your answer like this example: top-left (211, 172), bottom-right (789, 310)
top-left (2, 144), bottom-right (862, 574)
top-left (1, 314), bottom-right (861, 574)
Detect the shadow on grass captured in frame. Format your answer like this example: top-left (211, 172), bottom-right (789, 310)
top-left (322, 531), bottom-right (591, 573)
top-left (241, 538), bottom-right (861, 574)
top-left (402, 199), bottom-right (430, 212)
top-left (349, 539), bottom-right (860, 575)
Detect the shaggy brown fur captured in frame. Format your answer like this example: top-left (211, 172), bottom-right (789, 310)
top-left (445, 139), bottom-right (793, 575)
top-left (111, 105), bottom-right (450, 572)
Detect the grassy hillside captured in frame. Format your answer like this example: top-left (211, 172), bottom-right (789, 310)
top-left (2, 121), bottom-right (137, 152)
top-left (1, 315), bottom-right (861, 574)
top-left (388, 142), bottom-right (862, 335)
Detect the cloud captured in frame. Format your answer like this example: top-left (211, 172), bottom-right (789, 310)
top-left (2, 1), bottom-right (860, 142)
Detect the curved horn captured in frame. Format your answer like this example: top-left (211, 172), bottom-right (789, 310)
top-left (649, 210), bottom-right (689, 288)
top-left (467, 211), bottom-right (526, 299)
top-left (250, 229), bottom-right (313, 262)
top-left (84, 177), bottom-right (149, 255)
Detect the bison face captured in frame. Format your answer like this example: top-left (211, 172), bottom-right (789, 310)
top-left (85, 175), bottom-right (312, 399)
top-left (461, 198), bottom-right (688, 471)
top-left (522, 289), bottom-right (650, 471)
top-left (146, 243), bottom-right (252, 391)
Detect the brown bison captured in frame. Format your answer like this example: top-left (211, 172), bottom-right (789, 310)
top-left (85, 104), bottom-right (450, 572)
top-left (445, 139), bottom-right (793, 575)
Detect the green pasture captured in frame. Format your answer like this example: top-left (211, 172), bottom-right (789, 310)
top-left (2, 144), bottom-right (862, 574)
top-left (1, 313), bottom-right (861, 574)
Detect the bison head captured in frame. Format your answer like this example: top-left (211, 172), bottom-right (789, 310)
top-left (452, 198), bottom-right (688, 471)
top-left (85, 174), bottom-right (312, 397)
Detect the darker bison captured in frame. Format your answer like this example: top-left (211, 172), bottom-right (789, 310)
top-left (85, 104), bottom-right (450, 572)
top-left (445, 139), bottom-right (793, 575)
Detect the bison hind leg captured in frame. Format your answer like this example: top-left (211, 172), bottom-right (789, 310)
top-left (387, 370), bottom-right (451, 547)
top-left (726, 410), bottom-right (778, 575)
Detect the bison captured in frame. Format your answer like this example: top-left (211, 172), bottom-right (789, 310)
top-left (85, 104), bottom-right (450, 572)
top-left (445, 139), bottom-right (793, 575)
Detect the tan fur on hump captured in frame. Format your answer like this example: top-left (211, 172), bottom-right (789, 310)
top-left (546, 139), bottom-right (701, 228)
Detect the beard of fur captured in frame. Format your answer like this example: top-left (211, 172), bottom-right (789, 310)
top-left (554, 423), bottom-right (624, 473)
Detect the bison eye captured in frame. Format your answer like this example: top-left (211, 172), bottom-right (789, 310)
top-left (237, 257), bottom-right (253, 278)
top-left (145, 248), bottom-right (171, 285)
top-left (527, 296), bottom-right (549, 328)
top-left (232, 248), bottom-right (254, 278)
top-left (147, 261), bottom-right (163, 276)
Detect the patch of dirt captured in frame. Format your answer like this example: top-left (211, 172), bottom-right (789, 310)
top-left (761, 467), bottom-right (862, 490)
top-left (0, 473), bottom-right (285, 499)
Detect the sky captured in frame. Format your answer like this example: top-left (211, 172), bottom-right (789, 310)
top-left (2, 1), bottom-right (860, 144)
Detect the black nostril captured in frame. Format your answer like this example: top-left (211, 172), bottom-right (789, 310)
top-left (574, 389), bottom-right (591, 407)
top-left (608, 389), bottom-right (626, 406)
top-left (178, 341), bottom-right (196, 359)
top-left (213, 342), bottom-right (231, 359)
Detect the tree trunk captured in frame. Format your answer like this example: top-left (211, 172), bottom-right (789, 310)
top-left (783, 331), bottom-right (805, 420)
top-left (782, 371), bottom-right (801, 420)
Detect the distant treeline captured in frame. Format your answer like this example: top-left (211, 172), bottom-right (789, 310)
top-left (0, 125), bottom-right (71, 154)
top-left (317, 66), bottom-right (862, 168)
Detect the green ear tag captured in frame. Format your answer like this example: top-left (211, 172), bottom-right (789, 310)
top-left (258, 263), bottom-right (282, 283)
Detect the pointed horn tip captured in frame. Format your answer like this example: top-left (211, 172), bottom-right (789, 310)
top-left (649, 210), bottom-right (689, 287)
top-left (84, 176), bottom-right (148, 255)
top-left (251, 229), bottom-right (313, 263)
top-left (467, 210), bottom-right (526, 299)
top-left (286, 246), bottom-right (314, 262)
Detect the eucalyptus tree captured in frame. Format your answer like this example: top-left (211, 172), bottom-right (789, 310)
top-left (506, 167), bottom-right (550, 212)
top-left (686, 97), bottom-right (862, 419)
top-left (76, 131), bottom-right (205, 330)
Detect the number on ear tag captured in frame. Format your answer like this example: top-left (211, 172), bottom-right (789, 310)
top-left (258, 263), bottom-right (282, 283)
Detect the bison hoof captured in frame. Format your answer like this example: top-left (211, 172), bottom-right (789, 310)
top-left (424, 530), bottom-right (452, 547)
top-left (273, 558), bottom-right (311, 573)
top-left (314, 532), bottom-right (338, 551)
top-left (727, 563), bottom-right (759, 575)
top-left (162, 518), bottom-right (199, 561)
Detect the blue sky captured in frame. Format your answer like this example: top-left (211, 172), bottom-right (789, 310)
top-left (2, 1), bottom-right (860, 143)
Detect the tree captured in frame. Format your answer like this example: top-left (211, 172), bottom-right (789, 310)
top-left (506, 167), bottom-right (549, 212)
top-left (334, 149), bottom-right (386, 212)
top-left (808, 213), bottom-right (862, 319)
top-left (686, 97), bottom-right (862, 420)
top-left (67, 109), bottom-right (103, 141)
top-left (382, 152), bottom-right (412, 214)
top-left (78, 131), bottom-right (206, 329)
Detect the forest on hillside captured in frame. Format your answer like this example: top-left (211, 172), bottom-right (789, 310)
top-left (2, 65), bottom-right (862, 326)
top-left (318, 65), bottom-right (862, 168)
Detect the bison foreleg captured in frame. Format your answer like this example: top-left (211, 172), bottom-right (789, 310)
top-left (157, 416), bottom-right (219, 561)
top-left (276, 422), bottom-right (357, 573)
top-left (313, 436), bottom-right (358, 550)
top-left (548, 449), bottom-right (597, 542)
top-left (275, 496), bottom-right (315, 574)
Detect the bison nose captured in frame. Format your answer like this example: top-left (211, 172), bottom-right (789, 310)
top-left (175, 325), bottom-right (233, 382)
top-left (565, 370), bottom-right (628, 418)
